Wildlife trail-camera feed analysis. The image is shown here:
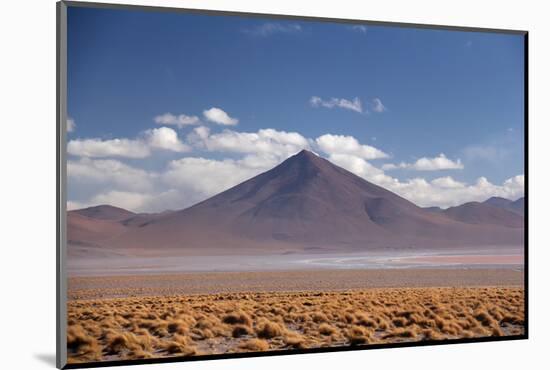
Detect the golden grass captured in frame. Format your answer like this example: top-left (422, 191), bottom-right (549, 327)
top-left (67, 287), bottom-right (524, 363)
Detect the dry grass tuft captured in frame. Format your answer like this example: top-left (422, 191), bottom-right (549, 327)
top-left (346, 325), bottom-right (371, 345)
top-left (256, 319), bottom-right (285, 339)
top-left (67, 286), bottom-right (524, 363)
top-left (222, 311), bottom-right (252, 326)
top-left (232, 325), bottom-right (252, 338)
top-left (239, 339), bottom-right (269, 352)
top-left (318, 323), bottom-right (337, 336)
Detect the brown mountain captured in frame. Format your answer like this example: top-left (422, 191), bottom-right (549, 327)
top-left (511, 197), bottom-right (525, 215)
top-left (72, 204), bottom-right (136, 221)
top-left (67, 206), bottom-right (171, 256)
top-left (67, 212), bottom-right (128, 248)
top-left (443, 202), bottom-right (524, 228)
top-left (483, 196), bottom-right (525, 216)
top-left (94, 150), bottom-right (523, 255)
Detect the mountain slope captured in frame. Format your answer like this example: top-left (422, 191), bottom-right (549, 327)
top-left (443, 202), bottom-right (524, 228)
top-left (483, 196), bottom-right (525, 216)
top-left (105, 150), bottom-right (523, 254)
top-left (510, 197), bottom-right (525, 216)
top-left (67, 212), bottom-right (128, 247)
top-left (72, 205), bottom-right (136, 221)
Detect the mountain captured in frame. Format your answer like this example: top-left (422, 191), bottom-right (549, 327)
top-left (423, 206), bottom-right (443, 213)
top-left (67, 207), bottom-right (172, 256)
top-left (67, 212), bottom-right (128, 248)
top-left (92, 150), bottom-right (523, 255)
top-left (510, 197), bottom-right (525, 215)
top-left (483, 196), bottom-right (525, 216)
top-left (72, 205), bottom-right (136, 221)
top-left (443, 202), bottom-right (524, 228)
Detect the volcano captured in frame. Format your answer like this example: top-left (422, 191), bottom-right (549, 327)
top-left (70, 150), bottom-right (523, 256)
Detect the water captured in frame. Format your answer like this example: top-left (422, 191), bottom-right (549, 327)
top-left (67, 247), bottom-right (524, 276)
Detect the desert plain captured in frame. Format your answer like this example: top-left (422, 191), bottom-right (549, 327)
top-left (67, 268), bottom-right (524, 364)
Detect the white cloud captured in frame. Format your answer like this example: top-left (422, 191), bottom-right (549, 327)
top-left (382, 154), bottom-right (464, 171)
top-left (243, 22), bottom-right (302, 37)
top-left (162, 157), bottom-right (264, 201)
top-left (371, 98), bottom-right (387, 113)
top-left (68, 127), bottom-right (189, 158)
top-left (67, 200), bottom-right (87, 211)
top-left (430, 176), bottom-right (465, 189)
top-left (67, 138), bottom-right (150, 158)
top-left (308, 152), bottom-right (523, 208)
top-left (144, 127), bottom-right (191, 153)
top-left (90, 191), bottom-right (154, 212)
top-left (154, 113), bottom-right (200, 127)
top-left (327, 153), bottom-right (392, 184)
top-left (67, 117), bottom-right (76, 132)
top-left (70, 189), bottom-right (181, 213)
top-left (503, 175), bottom-right (524, 193)
top-left (67, 125), bottom-right (523, 212)
top-left (315, 134), bottom-right (389, 160)
top-left (310, 96), bottom-right (363, 114)
top-left (68, 158), bottom-right (155, 192)
top-left (189, 126), bottom-right (310, 160)
top-left (385, 174), bottom-right (524, 208)
top-left (203, 107), bottom-right (239, 126)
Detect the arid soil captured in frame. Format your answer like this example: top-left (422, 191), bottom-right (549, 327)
top-left (68, 268), bottom-right (523, 300)
top-left (67, 270), bottom-right (524, 364)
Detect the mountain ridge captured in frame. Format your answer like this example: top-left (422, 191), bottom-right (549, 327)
top-left (68, 150), bottom-right (524, 256)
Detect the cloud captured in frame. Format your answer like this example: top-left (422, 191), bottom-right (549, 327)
top-left (67, 117), bottom-right (76, 132)
top-left (315, 134), bottom-right (389, 160)
top-left (154, 113), bottom-right (200, 127)
top-left (68, 127), bottom-right (189, 158)
top-left (382, 154), bottom-right (464, 171)
top-left (371, 98), bottom-right (387, 113)
top-left (71, 189), bottom-right (182, 213)
top-left (203, 107), bottom-right (239, 126)
top-left (310, 96), bottom-right (363, 113)
top-left (162, 157), bottom-right (264, 201)
top-left (144, 127), bottom-right (191, 152)
top-left (68, 158), bottom-right (155, 192)
top-left (430, 176), bottom-right (465, 189)
top-left (243, 22), bottom-right (302, 37)
top-left (305, 150), bottom-right (522, 208)
top-left (349, 25), bottom-right (367, 33)
top-left (67, 138), bottom-right (151, 158)
top-left (384, 174), bottom-right (524, 208)
top-left (90, 191), bottom-right (155, 212)
top-left (68, 126), bottom-right (523, 212)
top-left (330, 153), bottom-right (523, 208)
top-left (326, 153), bottom-right (391, 184)
top-left (189, 126), bottom-right (310, 160)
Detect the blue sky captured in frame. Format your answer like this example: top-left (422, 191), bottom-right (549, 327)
top-left (66, 6), bottom-right (525, 212)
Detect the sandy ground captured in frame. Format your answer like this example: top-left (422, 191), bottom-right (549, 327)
top-left (68, 268), bottom-right (524, 300)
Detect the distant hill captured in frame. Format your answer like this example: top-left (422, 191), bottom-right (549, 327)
top-left (72, 204), bottom-right (136, 221)
top-left (67, 206), bottom-right (171, 256)
top-left (483, 196), bottom-right (525, 216)
top-left (423, 206), bottom-right (443, 213)
top-left (443, 201), bottom-right (523, 228)
top-left (67, 150), bottom-right (523, 256)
